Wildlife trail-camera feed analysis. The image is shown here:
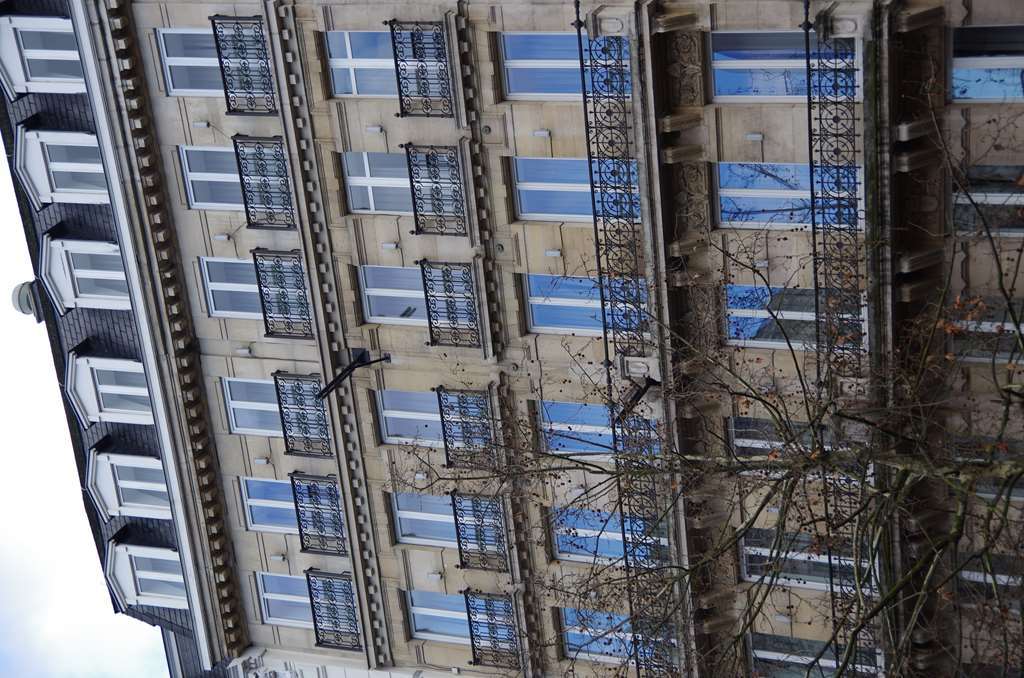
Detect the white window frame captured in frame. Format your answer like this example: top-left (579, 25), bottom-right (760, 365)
top-left (87, 450), bottom-right (170, 520)
top-left (513, 157), bottom-right (593, 222)
top-left (156, 28), bottom-right (222, 97)
top-left (376, 390), bottom-right (442, 447)
top-left (40, 235), bottom-right (130, 311)
top-left (751, 649), bottom-right (876, 676)
top-left (358, 266), bottom-right (428, 326)
top-left (540, 402), bottom-right (614, 462)
top-left (66, 354), bottom-right (153, 426)
top-left (106, 543), bottom-right (188, 610)
top-left (710, 31), bottom-right (863, 104)
top-left (326, 31), bottom-right (399, 98)
top-left (952, 53), bottom-right (1024, 103)
top-left (526, 277), bottom-right (604, 336)
top-left (955, 190), bottom-right (1024, 236)
top-left (726, 288), bottom-right (869, 351)
top-left (257, 572), bottom-right (313, 629)
top-left (14, 127), bottom-right (107, 208)
top-left (406, 591), bottom-right (471, 645)
top-left (178, 146), bottom-right (243, 211)
top-left (0, 15), bottom-right (85, 98)
top-left (392, 493), bottom-right (457, 548)
top-left (342, 152), bottom-right (414, 215)
top-left (552, 509), bottom-right (668, 564)
top-left (499, 32), bottom-right (581, 102)
top-left (740, 544), bottom-right (872, 593)
top-left (199, 257), bottom-right (261, 319)
top-left (222, 378), bottom-right (283, 437)
top-left (561, 609), bottom-right (635, 664)
top-left (240, 478), bottom-right (297, 534)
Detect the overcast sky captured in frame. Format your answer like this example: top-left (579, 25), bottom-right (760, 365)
top-left (0, 136), bottom-right (169, 675)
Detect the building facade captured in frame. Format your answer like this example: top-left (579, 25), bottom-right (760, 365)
top-left (4, 0), bottom-right (1023, 676)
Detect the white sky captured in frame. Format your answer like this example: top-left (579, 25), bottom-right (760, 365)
top-left (0, 137), bottom-right (169, 675)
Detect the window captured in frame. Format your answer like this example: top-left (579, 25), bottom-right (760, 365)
top-left (406, 590), bottom-right (471, 643)
top-left (955, 166), bottom-right (1024, 236)
top-left (325, 31), bottom-right (399, 96)
top-left (950, 297), bottom-right (1024, 362)
top-left (512, 157), bottom-right (616, 221)
top-left (222, 378), bottom-right (282, 436)
top-left (710, 32), bottom-right (858, 101)
top-left (393, 493), bottom-right (457, 547)
top-left (0, 16), bottom-right (85, 98)
top-left (957, 553), bottom-right (1023, 600)
top-left (552, 507), bottom-right (667, 563)
top-left (14, 128), bottom-right (107, 208)
top-left (40, 236), bottom-right (129, 311)
top-left (727, 416), bottom-right (831, 459)
top-left (156, 29), bottom-right (222, 96)
top-left (376, 390), bottom-right (442, 446)
top-left (241, 478), bottom-right (298, 532)
top-left (87, 451), bottom-right (170, 520)
top-left (107, 544), bottom-right (187, 609)
top-left (741, 542), bottom-right (864, 592)
top-left (66, 355), bottom-right (152, 426)
top-left (540, 400), bottom-right (613, 458)
top-left (561, 608), bottom-right (634, 662)
top-left (726, 284), bottom-right (853, 349)
top-left (717, 162), bottom-right (861, 229)
top-left (525, 274), bottom-right (647, 335)
top-left (749, 632), bottom-right (879, 676)
top-left (178, 146), bottom-right (243, 209)
top-left (341, 152), bottom-right (414, 214)
top-left (200, 258), bottom-right (262, 318)
top-left (257, 573), bottom-right (313, 627)
top-left (501, 33), bottom-right (581, 99)
top-left (953, 26), bottom-right (1024, 102)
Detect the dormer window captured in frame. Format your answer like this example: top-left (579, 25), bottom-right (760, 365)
top-left (86, 449), bottom-right (170, 520)
top-left (65, 353), bottom-right (152, 426)
top-left (14, 127), bottom-right (106, 208)
top-left (0, 16), bottom-right (85, 99)
top-left (106, 543), bottom-right (188, 610)
top-left (40, 235), bottom-right (129, 311)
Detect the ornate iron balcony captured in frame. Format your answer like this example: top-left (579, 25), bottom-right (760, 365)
top-left (419, 260), bottom-right (482, 349)
top-left (291, 473), bottom-right (346, 556)
top-left (305, 570), bottom-right (361, 651)
top-left (436, 387), bottom-right (495, 468)
top-left (252, 250), bottom-right (312, 339)
top-left (464, 591), bottom-right (522, 669)
top-left (273, 373), bottom-right (332, 457)
top-left (387, 20), bottom-right (454, 118)
top-left (210, 16), bottom-right (277, 115)
top-left (404, 144), bottom-right (467, 236)
top-left (452, 493), bottom-right (508, 571)
top-left (233, 136), bottom-right (295, 229)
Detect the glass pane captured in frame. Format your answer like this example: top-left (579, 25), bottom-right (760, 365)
top-left (133, 556), bottom-right (181, 575)
top-left (502, 33), bottom-right (578, 60)
top-left (714, 67), bottom-right (808, 97)
top-left (95, 369), bottom-right (147, 388)
top-left (25, 59), bottom-right (84, 79)
top-left (718, 163), bottom-right (811, 191)
top-left (711, 32), bottom-right (807, 61)
top-left (260, 573), bottom-right (309, 597)
top-left (505, 67), bottom-right (581, 95)
top-left (190, 181), bottom-right (243, 206)
top-left (395, 492), bottom-right (452, 515)
top-left (51, 171), bottom-right (105, 191)
top-left (369, 186), bottom-right (414, 213)
top-left (115, 465), bottom-right (165, 484)
top-left (244, 479), bottom-right (294, 502)
top-left (204, 260), bottom-right (257, 285)
top-left (517, 189), bottom-right (593, 217)
top-left (514, 158), bottom-right (589, 184)
top-left (70, 252), bottom-right (122, 272)
top-left (409, 590), bottom-right (466, 613)
top-left (19, 30), bottom-right (78, 51)
top-left (348, 32), bottom-right (392, 59)
top-left (185, 150), bottom-right (238, 174)
top-left (366, 153), bottom-right (409, 179)
top-left (720, 195), bottom-right (813, 225)
top-left (953, 68), bottom-right (1024, 101)
top-left (528, 275), bottom-right (600, 302)
top-left (413, 613), bottom-right (470, 638)
top-left (137, 577), bottom-right (186, 597)
top-left (119, 487), bottom-right (170, 507)
top-left (249, 504), bottom-right (297, 528)
top-left (398, 517), bottom-right (457, 542)
top-left (168, 65), bottom-right (223, 92)
top-left (265, 598), bottom-right (312, 623)
top-left (954, 26), bottom-right (1024, 59)
top-left (99, 392), bottom-right (151, 412)
top-left (76, 277), bottom-right (129, 298)
top-left (380, 390), bottom-right (439, 415)
top-left (384, 415), bottom-right (443, 442)
top-left (232, 408), bottom-right (282, 432)
top-left (325, 32), bottom-right (349, 58)
top-left (227, 379), bottom-right (277, 404)
top-left (330, 68), bottom-right (353, 95)
top-left (346, 185), bottom-right (371, 211)
top-left (366, 295), bottom-right (425, 320)
top-left (530, 303), bottom-right (602, 330)
top-left (160, 31), bottom-right (218, 58)
top-left (542, 401), bottom-right (611, 427)
top-left (354, 68), bottom-right (398, 95)
top-left (342, 152), bottom-right (367, 178)
top-left (46, 145), bottom-right (101, 165)
top-left (361, 265), bottom-right (423, 291)
top-left (211, 290), bottom-right (261, 315)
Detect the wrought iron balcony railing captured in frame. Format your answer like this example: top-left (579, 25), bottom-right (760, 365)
top-left (387, 20), bottom-right (454, 118)
top-left (452, 493), bottom-right (508, 571)
top-left (436, 387), bottom-right (496, 468)
top-left (210, 15), bottom-right (277, 115)
top-left (419, 260), bottom-right (482, 349)
top-left (465, 591), bottom-right (522, 669)
top-left (291, 473), bottom-right (346, 556)
top-left (306, 569), bottom-right (361, 651)
top-left (252, 250), bottom-right (312, 339)
top-left (273, 373), bottom-right (332, 457)
top-left (404, 144), bottom-right (467, 236)
top-left (233, 136), bottom-right (295, 229)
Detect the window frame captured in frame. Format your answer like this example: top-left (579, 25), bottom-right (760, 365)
top-left (155, 28), bottom-right (222, 97)
top-left (740, 543), bottom-right (869, 593)
top-left (40, 235), bottom-right (130, 311)
top-left (66, 355), bottom-right (153, 426)
top-left (325, 31), bottom-right (400, 98)
top-left (358, 265), bottom-right (428, 327)
top-left (221, 377), bottom-right (283, 437)
top-left (391, 493), bottom-right (458, 548)
top-left (951, 25), bottom-right (1024, 103)
top-left (86, 450), bottom-right (171, 520)
top-left (560, 607), bottom-right (635, 664)
top-left (525, 275), bottom-right (606, 336)
top-left (499, 32), bottom-right (582, 101)
top-left (376, 389), bottom-right (443, 447)
top-left (551, 508), bottom-right (669, 564)
top-left (199, 257), bottom-right (262, 319)
top-left (178, 145), bottom-right (244, 211)
top-left (341, 151), bottom-right (414, 215)
top-left (724, 285), bottom-right (868, 351)
top-left (240, 477), bottom-right (299, 534)
top-left (256, 572), bottom-right (314, 628)
top-left (512, 157), bottom-right (595, 222)
top-left (0, 15), bottom-right (85, 98)
top-left (539, 400), bottom-right (616, 461)
top-left (405, 590), bottom-right (472, 645)
top-left (749, 632), bottom-right (880, 676)
top-left (106, 543), bottom-right (189, 610)
top-left (14, 127), bottom-right (107, 208)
